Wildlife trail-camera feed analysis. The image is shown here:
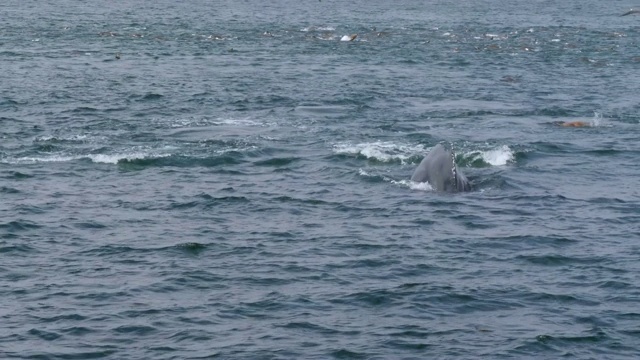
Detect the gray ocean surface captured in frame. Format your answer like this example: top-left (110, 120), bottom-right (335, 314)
top-left (2, 0), bottom-right (640, 358)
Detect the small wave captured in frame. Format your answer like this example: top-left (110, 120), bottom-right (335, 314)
top-left (253, 157), bottom-right (298, 167)
top-left (535, 333), bottom-right (607, 345)
top-left (1, 151), bottom-right (171, 165)
top-left (331, 349), bottom-right (371, 358)
top-left (113, 325), bottom-right (157, 335)
top-left (0, 244), bottom-right (35, 253)
top-left (28, 328), bottom-right (61, 341)
top-left (118, 154), bottom-right (244, 168)
top-left (60, 327), bottom-right (95, 336)
top-left (143, 93), bottom-right (163, 100)
top-left (70, 106), bottom-right (98, 113)
top-left (89, 152), bottom-right (170, 164)
top-left (0, 186), bottom-right (20, 194)
top-left (272, 195), bottom-right (330, 207)
top-left (175, 242), bottom-right (208, 255)
top-left (165, 117), bottom-right (269, 128)
top-left (357, 168), bottom-right (394, 184)
top-left (73, 221), bottom-right (108, 229)
top-left (518, 254), bottom-right (603, 267)
top-left (1, 155), bottom-right (79, 164)
top-left (169, 195), bottom-right (250, 210)
top-left (14, 204), bottom-right (45, 215)
top-left (3, 171), bottom-right (32, 179)
top-left (333, 141), bottom-right (426, 164)
top-left (0, 220), bottom-right (41, 232)
top-left (34, 134), bottom-right (90, 143)
top-left (24, 350), bottom-right (117, 359)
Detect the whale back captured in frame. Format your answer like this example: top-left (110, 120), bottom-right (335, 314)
top-left (411, 144), bottom-right (471, 192)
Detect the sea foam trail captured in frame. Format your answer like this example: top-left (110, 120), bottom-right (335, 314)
top-left (0, 152), bottom-right (171, 165)
top-left (88, 152), bottom-right (170, 164)
top-left (333, 141), bottom-right (426, 163)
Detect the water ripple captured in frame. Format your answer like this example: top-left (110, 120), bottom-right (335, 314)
top-left (2, 1), bottom-right (640, 359)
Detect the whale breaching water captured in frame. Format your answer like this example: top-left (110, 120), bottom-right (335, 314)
top-left (411, 144), bottom-right (471, 192)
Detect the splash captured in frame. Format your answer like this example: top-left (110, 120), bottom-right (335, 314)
top-left (592, 111), bottom-right (604, 127)
top-left (470, 145), bottom-right (514, 166)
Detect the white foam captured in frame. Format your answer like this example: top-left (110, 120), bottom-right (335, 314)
top-left (33, 135), bottom-right (56, 142)
top-left (34, 134), bottom-right (90, 142)
top-left (167, 117), bottom-right (265, 128)
top-left (87, 152), bottom-right (169, 164)
top-left (1, 155), bottom-right (79, 164)
top-left (1, 150), bottom-right (170, 165)
top-left (592, 111), bottom-right (605, 127)
top-left (409, 181), bottom-right (434, 191)
top-left (212, 118), bottom-right (263, 126)
top-left (391, 179), bottom-right (434, 191)
top-left (472, 145), bottom-right (514, 166)
top-left (301, 26), bottom-right (335, 32)
top-left (214, 145), bottom-right (258, 155)
top-left (333, 141), bottom-right (426, 163)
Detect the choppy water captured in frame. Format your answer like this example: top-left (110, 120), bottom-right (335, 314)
top-left (2, 1), bottom-right (640, 358)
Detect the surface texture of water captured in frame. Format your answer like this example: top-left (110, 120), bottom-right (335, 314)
top-left (2, 1), bottom-right (640, 358)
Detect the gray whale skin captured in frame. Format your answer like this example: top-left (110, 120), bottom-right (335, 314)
top-left (411, 144), bottom-right (471, 192)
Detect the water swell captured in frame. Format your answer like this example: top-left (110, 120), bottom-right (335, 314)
top-left (2, 1), bottom-right (640, 359)
top-left (117, 153), bottom-right (245, 168)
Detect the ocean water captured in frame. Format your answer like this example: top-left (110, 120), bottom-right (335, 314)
top-left (1, 0), bottom-right (640, 358)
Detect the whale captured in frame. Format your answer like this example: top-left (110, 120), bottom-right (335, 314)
top-left (411, 144), bottom-right (471, 192)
